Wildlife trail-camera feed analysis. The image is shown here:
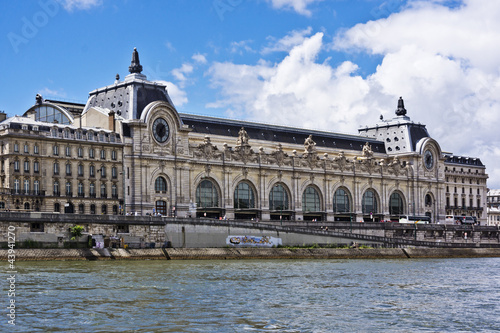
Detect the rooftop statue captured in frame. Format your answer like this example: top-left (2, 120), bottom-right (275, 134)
top-left (237, 127), bottom-right (249, 145)
top-left (304, 135), bottom-right (316, 153)
top-left (362, 142), bottom-right (373, 158)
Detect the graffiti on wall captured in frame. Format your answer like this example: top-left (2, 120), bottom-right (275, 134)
top-left (226, 235), bottom-right (282, 247)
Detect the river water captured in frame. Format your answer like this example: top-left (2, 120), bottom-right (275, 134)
top-left (3, 258), bottom-right (499, 332)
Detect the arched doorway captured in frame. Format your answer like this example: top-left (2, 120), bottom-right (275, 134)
top-left (155, 200), bottom-right (167, 216)
top-left (64, 202), bottom-right (74, 214)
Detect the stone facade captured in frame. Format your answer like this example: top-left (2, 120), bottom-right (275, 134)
top-left (0, 49), bottom-right (489, 225)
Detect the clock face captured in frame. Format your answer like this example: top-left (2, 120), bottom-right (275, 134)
top-left (152, 117), bottom-right (169, 143)
top-left (424, 149), bottom-right (434, 169)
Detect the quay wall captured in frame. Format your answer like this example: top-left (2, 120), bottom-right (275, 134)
top-left (1, 247), bottom-right (500, 261)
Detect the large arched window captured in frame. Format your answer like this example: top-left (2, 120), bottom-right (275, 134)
top-left (269, 183), bottom-right (289, 211)
top-left (362, 189), bottom-right (378, 214)
top-left (155, 176), bottom-right (167, 193)
top-left (196, 180), bottom-right (219, 208)
top-left (30, 104), bottom-right (73, 125)
top-left (302, 186), bottom-right (321, 212)
top-left (234, 182), bottom-right (255, 209)
top-left (389, 192), bottom-right (404, 215)
top-left (333, 188), bottom-right (350, 213)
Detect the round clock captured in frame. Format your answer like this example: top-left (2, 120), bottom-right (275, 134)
top-left (152, 117), bottom-right (169, 143)
top-left (424, 149), bottom-right (434, 169)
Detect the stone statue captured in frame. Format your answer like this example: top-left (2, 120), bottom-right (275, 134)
top-left (362, 142), bottom-right (373, 158)
top-left (237, 127), bottom-right (249, 145)
top-left (304, 135), bottom-right (316, 153)
top-left (35, 94), bottom-right (43, 105)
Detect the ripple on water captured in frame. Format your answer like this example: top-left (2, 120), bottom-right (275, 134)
top-left (6, 258), bottom-right (500, 332)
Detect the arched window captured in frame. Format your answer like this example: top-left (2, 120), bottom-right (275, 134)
top-left (155, 176), bottom-right (167, 193)
top-left (302, 186), bottom-right (321, 212)
top-left (362, 189), bottom-right (378, 214)
top-left (78, 204), bottom-right (85, 214)
top-left (101, 205), bottom-right (107, 215)
top-left (389, 192), bottom-right (404, 215)
top-left (333, 188), bottom-right (350, 213)
top-left (89, 183), bottom-right (95, 197)
top-left (425, 194), bottom-right (432, 206)
top-left (90, 204), bottom-right (96, 214)
top-left (112, 205), bottom-right (118, 215)
top-left (234, 182), bottom-right (255, 209)
top-left (54, 202), bottom-right (60, 213)
top-left (196, 180), bottom-right (219, 208)
top-left (269, 184), bottom-right (289, 211)
top-left (65, 181), bottom-right (72, 196)
top-left (24, 202), bottom-right (30, 210)
top-left (32, 105), bottom-right (72, 125)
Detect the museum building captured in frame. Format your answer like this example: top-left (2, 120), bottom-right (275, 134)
top-left (0, 49), bottom-right (489, 224)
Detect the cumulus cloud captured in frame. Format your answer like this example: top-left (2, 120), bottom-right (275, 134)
top-left (154, 80), bottom-right (188, 107)
top-left (171, 63), bottom-right (194, 87)
top-left (207, 1), bottom-right (500, 188)
top-left (265, 0), bottom-right (322, 16)
top-left (262, 27), bottom-right (313, 54)
top-left (208, 33), bottom-right (370, 132)
top-left (192, 53), bottom-right (207, 64)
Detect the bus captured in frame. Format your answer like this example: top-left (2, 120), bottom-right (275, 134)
top-left (399, 215), bottom-right (431, 224)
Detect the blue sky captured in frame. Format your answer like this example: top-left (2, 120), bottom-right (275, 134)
top-left (1, 0), bottom-right (500, 189)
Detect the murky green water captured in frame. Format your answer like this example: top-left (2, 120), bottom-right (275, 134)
top-left (2, 258), bottom-right (499, 332)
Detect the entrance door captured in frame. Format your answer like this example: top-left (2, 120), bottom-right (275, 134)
top-left (64, 202), bottom-right (74, 214)
top-left (155, 200), bottom-right (167, 216)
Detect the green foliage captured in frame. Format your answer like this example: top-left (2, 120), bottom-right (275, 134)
top-left (70, 225), bottom-right (85, 241)
top-left (22, 239), bottom-right (41, 249)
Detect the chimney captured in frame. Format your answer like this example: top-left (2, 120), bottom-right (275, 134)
top-left (0, 112), bottom-right (6, 122)
top-left (108, 111), bottom-right (115, 132)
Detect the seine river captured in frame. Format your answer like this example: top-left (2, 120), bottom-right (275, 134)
top-left (3, 258), bottom-right (500, 332)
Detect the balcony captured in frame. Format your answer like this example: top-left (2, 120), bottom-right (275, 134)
top-left (65, 192), bottom-right (73, 197)
top-left (53, 191), bottom-right (60, 197)
top-left (78, 193), bottom-right (85, 198)
top-left (10, 189), bottom-right (46, 196)
top-left (89, 193), bottom-right (96, 198)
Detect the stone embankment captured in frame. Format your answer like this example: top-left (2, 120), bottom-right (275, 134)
top-left (1, 247), bottom-right (500, 261)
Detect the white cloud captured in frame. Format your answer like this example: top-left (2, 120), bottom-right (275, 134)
top-left (229, 40), bottom-right (255, 55)
top-left (208, 33), bottom-right (370, 132)
top-left (192, 53), bottom-right (207, 64)
top-left (58, 0), bottom-right (102, 11)
top-left (207, 1), bottom-right (500, 189)
top-left (38, 87), bottom-right (66, 98)
top-left (171, 63), bottom-right (194, 88)
top-left (262, 27), bottom-right (313, 54)
top-left (265, 0), bottom-right (322, 16)
top-left (154, 81), bottom-right (188, 107)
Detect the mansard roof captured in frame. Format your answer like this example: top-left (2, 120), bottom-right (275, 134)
top-left (443, 153), bottom-right (484, 167)
top-left (179, 113), bottom-right (386, 153)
